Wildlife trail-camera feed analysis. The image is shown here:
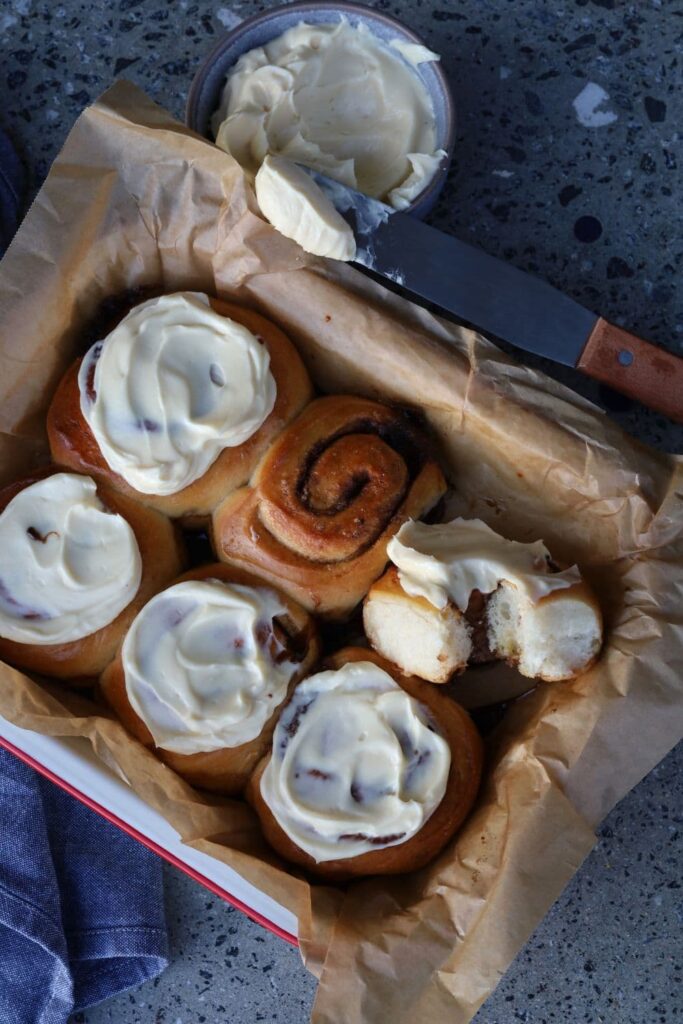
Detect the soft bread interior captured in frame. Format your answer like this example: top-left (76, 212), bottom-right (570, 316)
top-left (365, 566), bottom-right (603, 686)
top-left (487, 581), bottom-right (602, 682)
top-left (364, 574), bottom-right (471, 684)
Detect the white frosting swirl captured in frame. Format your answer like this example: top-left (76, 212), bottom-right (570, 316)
top-left (211, 20), bottom-right (445, 210)
top-left (260, 661), bottom-right (450, 863)
top-left (387, 517), bottom-right (582, 611)
top-left (79, 292), bottom-right (276, 496)
top-left (0, 473), bottom-right (142, 645)
top-left (122, 579), bottom-right (298, 755)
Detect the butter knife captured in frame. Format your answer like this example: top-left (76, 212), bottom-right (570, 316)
top-left (307, 169), bottom-right (683, 424)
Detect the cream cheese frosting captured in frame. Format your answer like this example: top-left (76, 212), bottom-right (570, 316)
top-left (387, 518), bottom-right (582, 612)
top-left (122, 579), bottom-right (297, 755)
top-left (254, 155), bottom-right (356, 260)
top-left (0, 473), bottom-right (141, 645)
top-left (260, 660), bottom-right (450, 863)
top-left (212, 20), bottom-right (445, 211)
top-left (389, 39), bottom-right (440, 65)
top-left (79, 292), bottom-right (276, 496)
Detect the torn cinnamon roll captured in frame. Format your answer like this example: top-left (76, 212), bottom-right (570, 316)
top-left (364, 518), bottom-right (603, 684)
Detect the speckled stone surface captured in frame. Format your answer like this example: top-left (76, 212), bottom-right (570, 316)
top-left (0, 1), bottom-right (681, 1022)
top-left (2, 0), bottom-right (682, 449)
top-left (69, 743), bottom-right (682, 1024)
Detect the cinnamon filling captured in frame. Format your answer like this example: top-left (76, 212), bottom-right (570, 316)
top-left (297, 768), bottom-right (333, 781)
top-left (256, 614), bottom-right (313, 666)
top-left (339, 832), bottom-right (407, 846)
top-left (295, 413), bottom-right (428, 505)
top-left (0, 579), bottom-right (49, 621)
top-left (83, 342), bottom-right (102, 403)
top-left (465, 589), bottom-right (495, 663)
top-left (26, 527), bottom-right (59, 544)
top-left (278, 697), bottom-right (314, 755)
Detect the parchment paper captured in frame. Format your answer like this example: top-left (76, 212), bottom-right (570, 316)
top-left (0, 82), bottom-right (681, 1023)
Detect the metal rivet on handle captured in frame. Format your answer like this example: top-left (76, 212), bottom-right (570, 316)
top-left (618, 349), bottom-right (634, 367)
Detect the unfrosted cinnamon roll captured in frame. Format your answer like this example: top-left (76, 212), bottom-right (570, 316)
top-left (364, 518), bottom-right (603, 684)
top-left (0, 470), bottom-right (184, 681)
top-left (212, 396), bottom-right (447, 618)
top-left (100, 564), bottom-right (319, 794)
top-left (247, 647), bottom-right (483, 880)
top-left (47, 292), bottom-right (313, 522)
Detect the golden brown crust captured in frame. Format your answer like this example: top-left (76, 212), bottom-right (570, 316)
top-left (246, 646), bottom-right (483, 880)
top-left (212, 396), bottom-right (447, 619)
top-left (0, 468), bottom-right (185, 683)
top-left (535, 577), bottom-right (603, 622)
top-left (99, 563), bottom-right (320, 795)
top-left (367, 565), bottom-right (438, 613)
top-left (46, 296), bottom-right (313, 522)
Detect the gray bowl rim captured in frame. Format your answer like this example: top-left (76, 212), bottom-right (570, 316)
top-left (186, 0), bottom-right (455, 217)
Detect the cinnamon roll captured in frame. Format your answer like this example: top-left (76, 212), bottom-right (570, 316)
top-left (47, 292), bottom-right (313, 522)
top-left (247, 647), bottom-right (483, 880)
top-left (364, 518), bottom-right (603, 683)
top-left (0, 470), bottom-right (184, 681)
top-left (100, 564), bottom-right (319, 793)
top-left (212, 395), bottom-right (447, 618)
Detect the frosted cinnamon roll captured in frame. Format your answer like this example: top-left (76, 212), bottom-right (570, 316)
top-left (100, 564), bottom-right (319, 793)
top-left (364, 518), bottom-right (603, 683)
top-left (212, 396), bottom-right (447, 618)
top-left (47, 292), bottom-right (312, 521)
top-left (0, 470), bottom-right (184, 681)
top-left (247, 647), bottom-right (483, 879)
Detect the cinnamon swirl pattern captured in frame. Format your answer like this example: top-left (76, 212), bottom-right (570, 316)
top-left (212, 396), bottom-right (447, 618)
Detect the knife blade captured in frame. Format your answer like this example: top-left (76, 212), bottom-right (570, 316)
top-left (306, 168), bottom-right (683, 424)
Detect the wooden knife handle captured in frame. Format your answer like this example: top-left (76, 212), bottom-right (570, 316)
top-left (577, 318), bottom-right (683, 423)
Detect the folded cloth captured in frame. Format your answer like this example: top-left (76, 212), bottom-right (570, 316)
top-left (0, 134), bottom-right (168, 1022)
top-left (0, 748), bottom-right (169, 1023)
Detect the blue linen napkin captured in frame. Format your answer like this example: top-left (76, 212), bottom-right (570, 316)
top-left (0, 749), bottom-right (168, 1023)
top-left (0, 132), bottom-right (169, 1022)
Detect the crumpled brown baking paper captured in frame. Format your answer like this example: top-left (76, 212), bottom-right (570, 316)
top-left (0, 82), bottom-right (681, 1023)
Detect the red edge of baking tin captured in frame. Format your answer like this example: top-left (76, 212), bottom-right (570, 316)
top-left (0, 736), bottom-right (298, 947)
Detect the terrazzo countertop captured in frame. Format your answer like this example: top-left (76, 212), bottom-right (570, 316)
top-left (1, 1), bottom-right (681, 1022)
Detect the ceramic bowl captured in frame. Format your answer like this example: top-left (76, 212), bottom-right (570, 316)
top-left (186, 0), bottom-right (455, 218)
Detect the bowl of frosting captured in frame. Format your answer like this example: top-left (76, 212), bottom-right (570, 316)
top-left (186, 0), bottom-right (454, 219)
